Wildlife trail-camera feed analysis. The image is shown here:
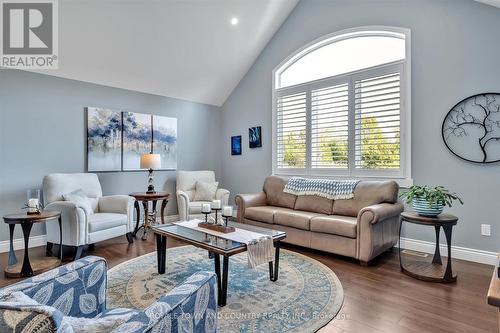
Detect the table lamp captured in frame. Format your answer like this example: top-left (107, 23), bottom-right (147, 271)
top-left (140, 153), bottom-right (161, 193)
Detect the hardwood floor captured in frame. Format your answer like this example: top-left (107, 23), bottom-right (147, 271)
top-left (0, 236), bottom-right (496, 333)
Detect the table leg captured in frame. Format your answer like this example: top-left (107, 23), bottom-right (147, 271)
top-left (20, 222), bottom-right (34, 277)
top-left (220, 256), bottom-right (229, 307)
top-left (161, 199), bottom-right (168, 224)
top-left (398, 218), bottom-right (403, 271)
top-left (142, 201), bottom-right (149, 241)
top-left (7, 224), bottom-right (17, 266)
top-left (152, 200), bottom-right (158, 225)
top-left (214, 253), bottom-right (222, 302)
top-left (432, 225), bottom-right (442, 265)
top-left (133, 200), bottom-right (141, 237)
top-left (443, 225), bottom-right (456, 282)
top-left (269, 241), bottom-right (281, 282)
top-left (58, 216), bottom-right (63, 260)
top-left (156, 234), bottom-right (166, 274)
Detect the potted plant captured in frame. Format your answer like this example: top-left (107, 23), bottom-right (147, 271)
top-left (399, 185), bottom-right (463, 217)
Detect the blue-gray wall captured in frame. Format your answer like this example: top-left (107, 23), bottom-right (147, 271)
top-left (0, 69), bottom-right (222, 241)
top-left (220, 0), bottom-right (500, 252)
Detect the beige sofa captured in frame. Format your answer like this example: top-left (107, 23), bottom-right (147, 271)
top-left (235, 176), bottom-right (403, 265)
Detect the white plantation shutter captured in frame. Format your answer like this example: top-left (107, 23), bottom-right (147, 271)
top-left (311, 83), bottom-right (349, 169)
top-left (276, 91), bottom-right (307, 169)
top-left (354, 72), bottom-right (401, 170)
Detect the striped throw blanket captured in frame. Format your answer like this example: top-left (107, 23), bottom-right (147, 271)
top-left (284, 177), bottom-right (360, 200)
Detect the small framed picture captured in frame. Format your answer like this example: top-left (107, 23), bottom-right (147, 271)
top-left (231, 135), bottom-right (242, 155)
top-left (249, 126), bottom-right (262, 148)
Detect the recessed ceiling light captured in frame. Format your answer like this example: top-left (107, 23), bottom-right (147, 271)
top-left (230, 17), bottom-right (239, 25)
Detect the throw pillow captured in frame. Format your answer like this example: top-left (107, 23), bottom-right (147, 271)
top-left (63, 189), bottom-right (94, 215)
top-left (193, 181), bottom-right (219, 201)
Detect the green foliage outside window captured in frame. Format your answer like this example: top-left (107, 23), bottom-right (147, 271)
top-left (281, 117), bottom-right (399, 168)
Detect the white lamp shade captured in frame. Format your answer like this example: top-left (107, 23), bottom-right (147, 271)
top-left (140, 154), bottom-right (161, 169)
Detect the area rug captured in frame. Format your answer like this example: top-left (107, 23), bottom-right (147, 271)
top-left (107, 246), bottom-right (343, 333)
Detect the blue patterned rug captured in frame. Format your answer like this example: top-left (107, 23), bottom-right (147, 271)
top-left (107, 246), bottom-right (343, 333)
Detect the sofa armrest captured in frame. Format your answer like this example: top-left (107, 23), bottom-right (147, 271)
top-left (177, 190), bottom-right (190, 221)
top-left (235, 192), bottom-right (267, 223)
top-left (0, 256), bottom-right (108, 318)
top-left (358, 203), bottom-right (404, 224)
top-left (44, 201), bottom-right (87, 246)
top-left (111, 271), bottom-right (217, 333)
top-left (216, 188), bottom-right (230, 206)
top-left (357, 203), bottom-right (404, 263)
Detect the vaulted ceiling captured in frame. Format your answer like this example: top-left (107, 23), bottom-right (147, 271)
top-left (475, 0), bottom-right (500, 8)
top-left (31, 0), bottom-right (299, 106)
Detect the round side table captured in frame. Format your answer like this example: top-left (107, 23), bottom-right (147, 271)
top-left (129, 192), bottom-right (170, 240)
top-left (399, 211), bottom-right (458, 283)
top-left (3, 210), bottom-right (62, 278)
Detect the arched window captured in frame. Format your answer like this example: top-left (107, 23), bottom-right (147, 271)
top-left (272, 27), bottom-right (411, 183)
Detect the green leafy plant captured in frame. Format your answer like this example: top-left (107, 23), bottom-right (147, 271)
top-left (400, 185), bottom-right (463, 207)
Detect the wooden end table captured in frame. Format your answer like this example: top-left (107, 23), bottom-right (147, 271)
top-left (399, 211), bottom-right (458, 283)
top-left (129, 192), bottom-right (170, 241)
top-left (3, 210), bottom-right (62, 278)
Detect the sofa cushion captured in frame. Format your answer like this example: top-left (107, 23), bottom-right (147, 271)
top-left (274, 210), bottom-right (320, 230)
top-left (294, 195), bottom-right (333, 215)
top-left (310, 215), bottom-right (357, 238)
top-left (189, 201), bottom-right (212, 214)
top-left (263, 176), bottom-right (297, 209)
top-left (245, 206), bottom-right (281, 224)
top-left (88, 213), bottom-right (127, 232)
top-left (332, 180), bottom-right (399, 217)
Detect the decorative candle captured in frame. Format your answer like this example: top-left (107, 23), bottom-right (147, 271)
top-left (211, 200), bottom-right (221, 209)
top-left (202, 203), bottom-right (211, 213)
top-left (27, 198), bottom-right (39, 213)
top-left (222, 206), bottom-right (233, 217)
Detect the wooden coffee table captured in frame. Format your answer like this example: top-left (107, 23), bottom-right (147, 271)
top-left (153, 221), bottom-right (286, 307)
top-left (3, 211), bottom-right (62, 278)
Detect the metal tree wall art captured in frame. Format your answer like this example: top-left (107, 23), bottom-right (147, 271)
top-left (442, 93), bottom-right (500, 163)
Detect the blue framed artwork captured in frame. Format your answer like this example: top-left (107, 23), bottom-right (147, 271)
top-left (86, 107), bottom-right (122, 172)
top-left (231, 135), bottom-right (242, 155)
top-left (122, 112), bottom-right (152, 171)
top-left (153, 115), bottom-right (178, 170)
top-left (249, 126), bottom-right (262, 148)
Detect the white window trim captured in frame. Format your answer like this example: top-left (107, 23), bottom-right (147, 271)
top-left (271, 26), bottom-right (412, 187)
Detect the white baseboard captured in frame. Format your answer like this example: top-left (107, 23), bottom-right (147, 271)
top-left (0, 235), bottom-right (47, 253)
top-left (164, 214), bottom-right (179, 222)
top-left (398, 237), bottom-right (497, 266)
top-left (0, 215), bottom-right (180, 254)
top-left (1, 219), bottom-right (494, 266)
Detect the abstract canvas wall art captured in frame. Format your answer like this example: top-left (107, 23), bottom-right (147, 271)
top-left (153, 115), bottom-right (177, 170)
top-left (249, 126), bottom-right (262, 148)
top-left (86, 107), bottom-right (122, 172)
top-left (123, 112), bottom-right (152, 170)
top-left (231, 135), bottom-right (242, 155)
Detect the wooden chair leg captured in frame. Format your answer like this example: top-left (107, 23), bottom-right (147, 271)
top-left (73, 246), bottom-right (85, 261)
top-left (360, 260), bottom-right (370, 266)
top-left (46, 242), bottom-right (53, 256)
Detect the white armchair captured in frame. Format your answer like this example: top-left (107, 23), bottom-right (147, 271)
top-left (42, 173), bottom-right (135, 260)
top-left (176, 170), bottom-right (230, 221)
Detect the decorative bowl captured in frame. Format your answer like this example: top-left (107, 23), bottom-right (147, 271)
top-left (412, 198), bottom-right (444, 217)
